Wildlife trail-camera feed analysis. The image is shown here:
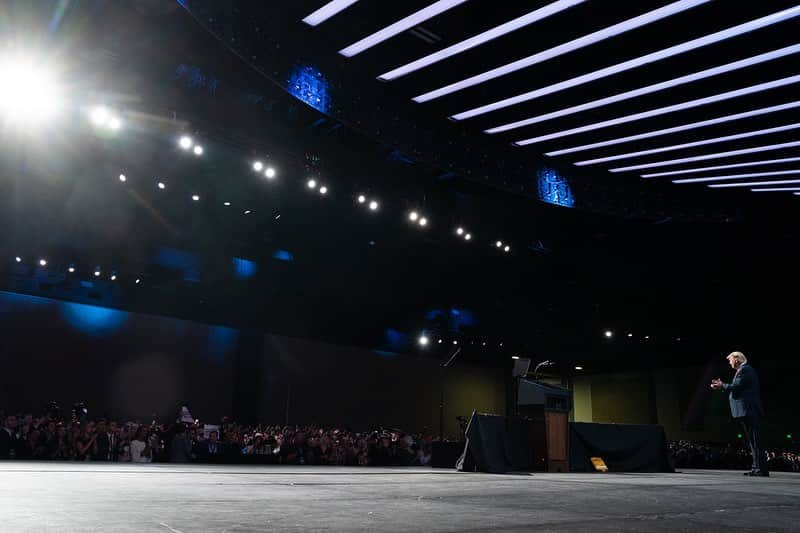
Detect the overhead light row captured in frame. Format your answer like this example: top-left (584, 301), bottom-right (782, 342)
top-left (179, 135), bottom-right (204, 156)
top-left (413, 0), bottom-right (710, 103)
top-left (14, 257), bottom-right (134, 283)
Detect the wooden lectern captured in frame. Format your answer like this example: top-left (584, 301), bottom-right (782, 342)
top-left (516, 379), bottom-right (572, 472)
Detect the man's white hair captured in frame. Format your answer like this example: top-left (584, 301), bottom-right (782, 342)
top-left (727, 351), bottom-right (747, 364)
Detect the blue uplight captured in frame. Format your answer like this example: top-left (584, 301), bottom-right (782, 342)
top-left (61, 301), bottom-right (127, 337)
top-left (232, 257), bottom-right (258, 279)
top-left (287, 65), bottom-right (331, 113)
top-left (208, 326), bottom-right (239, 364)
top-left (273, 250), bottom-right (294, 262)
top-left (537, 167), bottom-right (575, 208)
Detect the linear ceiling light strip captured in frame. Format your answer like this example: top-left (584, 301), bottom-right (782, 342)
top-left (640, 157), bottom-right (800, 178)
top-left (751, 187), bottom-right (800, 192)
top-left (303, 0), bottom-right (361, 26)
top-left (708, 179), bottom-right (800, 188)
top-left (340, 0), bottom-right (470, 57)
top-left (609, 141), bottom-right (800, 172)
top-left (485, 44), bottom-right (800, 133)
top-left (452, 5), bottom-right (800, 119)
top-left (412, 0), bottom-right (710, 103)
top-left (547, 101), bottom-right (800, 157)
top-left (377, 0), bottom-right (586, 80)
top-left (514, 74), bottom-right (800, 146)
top-left (673, 169), bottom-right (800, 184)
top-left (575, 123), bottom-right (800, 166)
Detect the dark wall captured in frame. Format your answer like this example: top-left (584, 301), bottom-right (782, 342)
top-left (0, 291), bottom-right (237, 422)
top-left (257, 335), bottom-right (507, 437)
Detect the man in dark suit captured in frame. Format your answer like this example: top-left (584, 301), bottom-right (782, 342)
top-left (0, 414), bottom-right (21, 459)
top-left (711, 351), bottom-right (768, 477)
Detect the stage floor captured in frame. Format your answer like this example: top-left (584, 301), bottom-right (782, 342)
top-left (0, 463), bottom-right (798, 532)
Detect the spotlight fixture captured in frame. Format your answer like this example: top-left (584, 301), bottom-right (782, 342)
top-left (265, 167), bottom-right (276, 179)
top-left (368, 200), bottom-right (379, 211)
top-left (39, 259), bottom-right (47, 267)
top-left (110, 274), bottom-right (117, 281)
top-left (191, 194), bottom-right (200, 202)
top-left (193, 145), bottom-right (204, 156)
top-left (90, 106), bottom-right (110, 126)
top-left (419, 217), bottom-right (428, 227)
top-left (157, 182), bottom-right (166, 190)
top-left (94, 269), bottom-right (101, 277)
top-left (627, 333), bottom-right (633, 338)
top-left (307, 179), bottom-right (317, 189)
top-left (108, 117), bottom-right (121, 130)
top-left (465, 233), bottom-right (472, 240)
top-left (604, 330), bottom-right (614, 338)
top-left (0, 57), bottom-right (63, 125)
top-left (224, 201), bottom-right (231, 206)
top-left (179, 136), bottom-right (193, 149)
top-left (319, 186), bottom-right (328, 195)
top-left (504, 245), bottom-right (511, 252)
top-left (456, 227), bottom-right (464, 235)
top-left (418, 335), bottom-right (430, 346)
top-left (452, 340), bottom-right (458, 345)
top-left (575, 366), bottom-right (584, 371)
top-left (68, 266), bottom-right (75, 273)
top-left (135, 278), bottom-right (141, 284)
top-left (244, 210), bottom-right (252, 215)
top-left (409, 211), bottom-right (419, 222)
top-left (511, 355), bottom-right (520, 360)
top-left (438, 339), bottom-right (443, 344)
top-left (119, 174), bottom-right (126, 182)
top-left (357, 195), bottom-right (366, 204)
top-left (14, 256), bottom-right (21, 263)
top-left (496, 241), bottom-right (503, 248)
top-left (253, 161), bottom-right (264, 171)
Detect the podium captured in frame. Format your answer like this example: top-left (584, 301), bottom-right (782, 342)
top-left (516, 379), bottom-right (572, 472)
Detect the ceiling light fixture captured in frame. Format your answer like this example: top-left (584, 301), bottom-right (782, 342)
top-left (641, 157), bottom-right (800, 178)
top-left (575, 123), bottom-right (800, 166)
top-left (302, 0), bottom-right (361, 26)
top-left (751, 187), bottom-right (800, 192)
top-left (378, 0), bottom-right (584, 79)
top-left (340, 0), bottom-right (470, 57)
top-left (473, 41), bottom-right (800, 125)
top-left (548, 101), bottom-right (800, 157)
top-left (708, 179), bottom-right (800, 188)
top-left (610, 141), bottom-right (800, 172)
top-left (414, 0), bottom-right (710, 103)
top-left (513, 74), bottom-right (800, 146)
top-left (673, 170), bottom-right (800, 184)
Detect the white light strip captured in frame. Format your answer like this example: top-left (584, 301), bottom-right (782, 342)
top-left (340, 0), bottom-right (469, 57)
top-left (610, 141), bottom-right (800, 172)
top-left (515, 74), bottom-right (800, 146)
top-left (547, 101), bottom-right (800, 157)
top-left (751, 187), bottom-right (800, 192)
top-left (413, 0), bottom-right (709, 103)
top-left (673, 170), bottom-right (800, 184)
top-left (378, 0), bottom-right (585, 80)
top-left (708, 179), bottom-right (800, 188)
top-left (486, 44), bottom-right (800, 132)
top-left (302, 0), bottom-right (360, 26)
top-left (642, 157), bottom-right (800, 178)
top-left (575, 123), bottom-right (800, 166)
top-left (452, 5), bottom-right (800, 117)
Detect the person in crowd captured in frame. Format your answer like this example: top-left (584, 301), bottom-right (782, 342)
top-left (170, 424), bottom-right (193, 463)
top-left (130, 426), bottom-right (152, 463)
top-left (0, 414), bottom-right (21, 459)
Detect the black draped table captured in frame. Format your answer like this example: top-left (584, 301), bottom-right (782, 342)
top-left (569, 422), bottom-right (673, 473)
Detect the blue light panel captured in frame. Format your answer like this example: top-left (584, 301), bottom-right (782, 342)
top-left (537, 167), bottom-right (575, 207)
top-left (232, 257), bottom-right (258, 279)
top-left (287, 65), bottom-right (331, 113)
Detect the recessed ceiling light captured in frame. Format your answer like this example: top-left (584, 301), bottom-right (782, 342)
top-left (672, 169), bottom-right (800, 184)
top-left (302, 0), bottom-right (360, 26)
top-left (179, 136), bottom-right (192, 149)
top-left (224, 201), bottom-right (231, 206)
top-left (157, 182), bottom-right (166, 190)
top-left (191, 194), bottom-right (200, 201)
top-left (549, 101), bottom-right (800, 157)
top-left (414, 0), bottom-right (711, 103)
top-left (119, 174), bottom-right (126, 182)
top-left (475, 43), bottom-right (800, 127)
top-left (575, 123), bottom-right (800, 166)
top-left (611, 141), bottom-right (800, 173)
top-left (409, 211), bottom-right (419, 222)
top-left (378, 0), bottom-right (585, 80)
top-left (340, 0), bottom-right (470, 57)
top-left (265, 167), bottom-right (276, 179)
top-left (253, 161), bottom-right (263, 171)
top-left (513, 74), bottom-right (800, 146)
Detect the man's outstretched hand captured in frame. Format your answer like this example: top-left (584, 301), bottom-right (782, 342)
top-left (710, 378), bottom-right (723, 390)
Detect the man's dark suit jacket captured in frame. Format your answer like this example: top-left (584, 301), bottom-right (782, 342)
top-left (722, 364), bottom-right (765, 419)
top-left (0, 429), bottom-right (19, 459)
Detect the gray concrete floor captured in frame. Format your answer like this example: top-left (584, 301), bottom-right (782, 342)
top-left (0, 463), bottom-right (798, 532)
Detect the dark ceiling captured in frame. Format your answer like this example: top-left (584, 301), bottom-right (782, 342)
top-left (0, 0), bottom-right (798, 370)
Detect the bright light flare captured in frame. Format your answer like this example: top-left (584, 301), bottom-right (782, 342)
top-left (0, 57), bottom-right (63, 125)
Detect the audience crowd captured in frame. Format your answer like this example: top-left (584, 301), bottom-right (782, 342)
top-left (0, 406), bottom-right (439, 466)
top-left (669, 440), bottom-right (799, 472)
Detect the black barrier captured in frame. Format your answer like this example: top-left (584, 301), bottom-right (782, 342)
top-left (456, 412), bottom-right (537, 473)
top-left (569, 422), bottom-right (673, 473)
